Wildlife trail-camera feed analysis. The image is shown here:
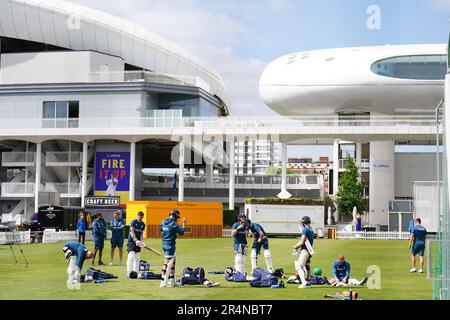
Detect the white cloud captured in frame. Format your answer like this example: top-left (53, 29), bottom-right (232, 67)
top-left (433, 0), bottom-right (450, 10)
top-left (70, 0), bottom-right (281, 117)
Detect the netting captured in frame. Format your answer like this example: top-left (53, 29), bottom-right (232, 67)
top-left (434, 100), bottom-right (450, 300)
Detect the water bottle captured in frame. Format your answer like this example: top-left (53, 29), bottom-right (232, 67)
top-left (349, 290), bottom-right (353, 300)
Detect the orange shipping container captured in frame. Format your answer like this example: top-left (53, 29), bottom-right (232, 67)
top-left (126, 201), bottom-right (223, 238)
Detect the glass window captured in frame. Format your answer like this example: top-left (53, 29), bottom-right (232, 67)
top-left (43, 101), bottom-right (55, 118)
top-left (371, 55), bottom-right (446, 80)
top-left (56, 101), bottom-right (68, 118)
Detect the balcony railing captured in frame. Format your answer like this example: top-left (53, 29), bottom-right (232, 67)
top-left (0, 115), bottom-right (437, 131)
top-left (2, 152), bottom-right (36, 167)
top-left (339, 159), bottom-right (370, 171)
top-left (1, 183), bottom-right (35, 197)
top-left (45, 152), bottom-right (82, 166)
top-left (142, 174), bottom-right (323, 190)
top-left (42, 183), bottom-right (81, 197)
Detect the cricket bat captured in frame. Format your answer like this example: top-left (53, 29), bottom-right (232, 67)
top-left (305, 239), bottom-right (315, 256)
top-left (142, 244), bottom-right (163, 256)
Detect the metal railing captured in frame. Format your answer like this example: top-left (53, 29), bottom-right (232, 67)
top-left (389, 200), bottom-right (414, 212)
top-left (336, 231), bottom-right (410, 240)
top-left (42, 183), bottom-right (81, 196)
top-left (142, 173), bottom-right (323, 189)
top-left (339, 159), bottom-right (370, 170)
top-left (2, 152), bottom-right (36, 166)
top-left (45, 152), bottom-right (82, 166)
top-left (1, 183), bottom-right (35, 196)
top-left (0, 114), bottom-right (437, 130)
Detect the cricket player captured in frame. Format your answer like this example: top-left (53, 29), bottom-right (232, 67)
top-left (160, 209), bottom-right (186, 288)
top-left (246, 219), bottom-right (273, 273)
top-left (409, 218), bottom-right (427, 273)
top-left (232, 213), bottom-right (249, 274)
top-left (293, 216), bottom-right (314, 289)
top-left (62, 241), bottom-right (94, 283)
top-left (91, 213), bottom-right (107, 266)
top-left (109, 210), bottom-right (125, 266)
top-left (329, 255), bottom-right (368, 287)
top-left (105, 172), bottom-right (118, 196)
top-left (127, 211), bottom-right (146, 277)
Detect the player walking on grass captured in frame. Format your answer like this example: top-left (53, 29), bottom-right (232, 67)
top-left (109, 210), bottom-right (125, 266)
top-left (232, 213), bottom-right (249, 274)
top-left (409, 218), bottom-right (427, 273)
top-left (160, 209), bottom-right (186, 288)
top-left (293, 216), bottom-right (314, 289)
top-left (247, 220), bottom-right (273, 273)
top-left (329, 255), bottom-right (368, 287)
top-left (62, 241), bottom-right (94, 283)
top-left (91, 213), bottom-right (106, 266)
top-left (127, 211), bottom-right (146, 277)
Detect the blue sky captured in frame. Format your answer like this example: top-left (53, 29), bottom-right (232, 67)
top-left (72, 0), bottom-right (449, 159)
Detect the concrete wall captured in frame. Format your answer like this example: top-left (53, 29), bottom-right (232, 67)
top-left (395, 152), bottom-right (439, 198)
top-left (0, 51), bottom-right (124, 84)
top-left (0, 91), bottom-right (146, 120)
top-left (369, 141), bottom-right (395, 227)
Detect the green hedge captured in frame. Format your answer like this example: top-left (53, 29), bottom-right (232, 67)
top-left (245, 197), bottom-right (324, 206)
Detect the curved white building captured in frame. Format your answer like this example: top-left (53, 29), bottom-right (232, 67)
top-left (0, 0), bottom-right (231, 222)
top-left (260, 44), bottom-right (446, 115)
top-left (0, 0), bottom-right (229, 112)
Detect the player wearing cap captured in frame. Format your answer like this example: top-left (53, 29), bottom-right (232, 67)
top-left (231, 213), bottom-right (249, 274)
top-left (126, 211), bottom-right (146, 278)
top-left (246, 219), bottom-right (273, 273)
top-left (293, 216), bottom-right (314, 289)
top-left (160, 209), bottom-right (186, 288)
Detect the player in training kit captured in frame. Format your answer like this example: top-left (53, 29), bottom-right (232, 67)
top-left (293, 216), bottom-right (314, 289)
top-left (109, 210), bottom-right (125, 266)
top-left (62, 241), bottom-right (94, 283)
top-left (232, 213), bottom-right (249, 274)
top-left (160, 209), bottom-right (186, 288)
top-left (127, 211), bottom-right (146, 277)
top-left (409, 218), bottom-right (427, 273)
top-left (91, 213), bottom-right (107, 266)
top-left (329, 255), bottom-right (368, 287)
top-left (246, 220), bottom-right (273, 273)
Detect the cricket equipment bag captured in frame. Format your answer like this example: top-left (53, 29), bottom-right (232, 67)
top-left (181, 267), bottom-right (206, 285)
top-left (139, 260), bottom-right (150, 271)
top-left (86, 268), bottom-right (118, 280)
top-left (310, 275), bottom-right (328, 285)
top-left (224, 267), bottom-right (248, 282)
top-left (249, 268), bottom-right (278, 288)
top-left (140, 271), bottom-right (162, 280)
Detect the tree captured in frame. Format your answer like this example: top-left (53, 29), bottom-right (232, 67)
top-left (264, 165), bottom-right (297, 176)
top-left (335, 156), bottom-right (364, 216)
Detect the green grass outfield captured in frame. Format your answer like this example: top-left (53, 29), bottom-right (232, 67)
top-left (0, 238), bottom-right (432, 300)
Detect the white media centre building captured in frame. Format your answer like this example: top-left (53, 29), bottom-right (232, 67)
top-left (260, 44), bottom-right (446, 230)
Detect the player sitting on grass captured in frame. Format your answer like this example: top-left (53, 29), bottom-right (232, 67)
top-left (409, 218), bottom-right (427, 273)
top-left (293, 216), bottom-right (314, 289)
top-left (160, 209), bottom-right (186, 288)
top-left (127, 211), bottom-right (146, 278)
top-left (62, 241), bottom-right (94, 283)
top-left (329, 255), bottom-right (368, 287)
top-left (232, 213), bottom-right (249, 274)
top-left (246, 219), bottom-right (273, 273)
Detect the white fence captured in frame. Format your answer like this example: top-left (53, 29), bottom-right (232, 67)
top-left (42, 229), bottom-right (111, 243)
top-left (0, 231), bottom-right (31, 244)
top-left (222, 229), bottom-right (233, 237)
top-left (336, 231), bottom-right (410, 240)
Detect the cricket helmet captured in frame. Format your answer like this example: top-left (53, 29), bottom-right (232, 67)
top-left (301, 216), bottom-right (311, 225)
top-left (129, 271), bottom-right (138, 279)
top-left (170, 209), bottom-right (181, 219)
top-left (313, 267), bottom-right (322, 276)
